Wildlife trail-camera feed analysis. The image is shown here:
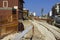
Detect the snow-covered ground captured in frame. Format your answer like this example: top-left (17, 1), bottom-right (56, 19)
top-left (1, 20), bottom-right (60, 40)
top-left (1, 33), bottom-right (19, 40)
top-left (29, 20), bottom-right (56, 40)
top-left (34, 20), bottom-right (60, 39)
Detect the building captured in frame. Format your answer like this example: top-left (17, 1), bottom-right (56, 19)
top-left (47, 3), bottom-right (60, 25)
top-left (52, 3), bottom-right (60, 16)
top-left (18, 0), bottom-right (24, 19)
top-left (23, 8), bottom-right (29, 19)
top-left (33, 12), bottom-right (36, 16)
top-left (48, 3), bottom-right (60, 19)
top-left (0, 0), bottom-right (24, 38)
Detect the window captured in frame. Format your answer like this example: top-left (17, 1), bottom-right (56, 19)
top-left (12, 9), bottom-right (16, 14)
top-left (3, 1), bottom-right (8, 8)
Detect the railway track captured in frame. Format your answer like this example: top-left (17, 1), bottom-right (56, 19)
top-left (1, 20), bottom-right (60, 40)
top-left (30, 20), bottom-right (60, 40)
top-left (29, 20), bottom-right (56, 40)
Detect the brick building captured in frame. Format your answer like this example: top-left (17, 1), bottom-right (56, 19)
top-left (0, 0), bottom-right (24, 38)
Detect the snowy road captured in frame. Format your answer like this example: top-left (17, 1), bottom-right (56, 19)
top-left (29, 20), bottom-right (56, 40)
top-left (1, 20), bottom-right (60, 40)
top-left (33, 20), bottom-right (60, 39)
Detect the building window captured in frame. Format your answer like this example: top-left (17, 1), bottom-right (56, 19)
top-left (3, 1), bottom-right (8, 8)
top-left (12, 8), bottom-right (16, 14)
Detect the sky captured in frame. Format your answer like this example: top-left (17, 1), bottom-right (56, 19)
top-left (24, 0), bottom-right (60, 16)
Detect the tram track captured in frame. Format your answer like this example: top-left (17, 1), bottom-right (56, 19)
top-left (32, 20), bottom-right (60, 40)
top-left (29, 20), bottom-right (56, 40)
top-left (1, 20), bottom-right (60, 40)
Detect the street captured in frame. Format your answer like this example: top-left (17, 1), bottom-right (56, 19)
top-left (1, 20), bottom-right (60, 40)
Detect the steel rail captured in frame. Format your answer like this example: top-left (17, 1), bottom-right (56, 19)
top-left (29, 20), bottom-right (56, 40)
top-left (34, 20), bottom-right (60, 33)
top-left (12, 25), bottom-right (33, 40)
top-left (34, 20), bottom-right (60, 39)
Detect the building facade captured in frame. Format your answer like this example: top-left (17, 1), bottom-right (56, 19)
top-left (0, 0), bottom-right (24, 38)
top-left (23, 9), bottom-right (29, 19)
top-left (52, 3), bottom-right (60, 16)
